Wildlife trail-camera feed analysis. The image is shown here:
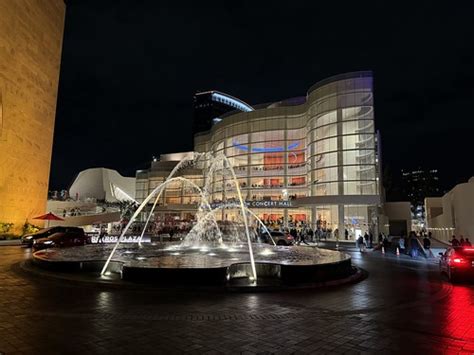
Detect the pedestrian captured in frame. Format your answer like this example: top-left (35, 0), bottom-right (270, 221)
top-left (307, 228), bottom-right (314, 243)
top-left (459, 236), bottom-right (465, 245)
top-left (297, 229), bottom-right (309, 246)
top-left (423, 235), bottom-right (433, 257)
top-left (383, 234), bottom-right (390, 250)
top-left (369, 232), bottom-right (373, 248)
top-left (409, 232), bottom-right (419, 257)
top-left (399, 237), bottom-right (405, 254)
top-left (357, 235), bottom-right (365, 252)
top-left (451, 235), bottom-right (460, 247)
top-left (464, 237), bottom-right (472, 247)
top-left (97, 227), bottom-right (106, 244)
top-left (364, 232), bottom-right (369, 248)
top-left (345, 229), bottom-right (349, 240)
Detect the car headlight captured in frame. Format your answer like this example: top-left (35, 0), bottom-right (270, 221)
top-left (43, 241), bottom-right (53, 245)
top-left (25, 236), bottom-right (33, 240)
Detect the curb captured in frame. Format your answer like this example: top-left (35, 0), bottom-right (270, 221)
top-left (17, 259), bottom-right (367, 293)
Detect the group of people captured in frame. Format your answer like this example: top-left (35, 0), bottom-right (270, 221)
top-left (356, 231), bottom-right (376, 252)
top-left (450, 235), bottom-right (472, 247)
top-left (62, 208), bottom-right (82, 217)
top-left (398, 231), bottom-right (430, 257)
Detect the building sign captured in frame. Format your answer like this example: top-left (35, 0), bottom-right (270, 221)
top-left (89, 235), bottom-right (150, 243)
top-left (210, 200), bottom-right (293, 209)
top-left (247, 200), bottom-right (292, 208)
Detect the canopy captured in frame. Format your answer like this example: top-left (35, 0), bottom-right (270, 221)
top-left (33, 212), bottom-right (65, 221)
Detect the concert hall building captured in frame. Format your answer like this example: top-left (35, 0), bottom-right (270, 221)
top-left (136, 71), bottom-right (382, 237)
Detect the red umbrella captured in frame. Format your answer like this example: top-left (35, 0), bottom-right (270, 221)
top-left (33, 212), bottom-right (65, 227)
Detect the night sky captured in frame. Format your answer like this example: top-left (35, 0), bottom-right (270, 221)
top-left (51, 0), bottom-right (474, 194)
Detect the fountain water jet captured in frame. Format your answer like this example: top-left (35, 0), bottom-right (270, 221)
top-left (101, 152), bottom-right (258, 281)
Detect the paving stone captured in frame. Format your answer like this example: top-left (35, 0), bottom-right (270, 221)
top-left (0, 245), bottom-right (473, 354)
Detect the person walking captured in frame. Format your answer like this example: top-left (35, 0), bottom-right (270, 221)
top-left (97, 227), bottom-right (106, 244)
top-left (364, 232), bottom-right (369, 249)
top-left (357, 235), bottom-right (365, 252)
top-left (423, 235), bottom-right (433, 257)
top-left (451, 235), bottom-right (460, 247)
top-left (463, 237), bottom-right (472, 247)
top-left (409, 232), bottom-right (419, 257)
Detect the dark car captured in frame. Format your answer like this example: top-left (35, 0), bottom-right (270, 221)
top-left (439, 246), bottom-right (474, 282)
top-left (32, 230), bottom-right (91, 251)
top-left (258, 231), bottom-right (294, 246)
top-left (21, 226), bottom-right (84, 247)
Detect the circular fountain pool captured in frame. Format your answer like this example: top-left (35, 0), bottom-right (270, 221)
top-left (31, 243), bottom-right (354, 287)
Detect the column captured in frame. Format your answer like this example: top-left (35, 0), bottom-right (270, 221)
top-left (338, 204), bottom-right (345, 238)
top-left (336, 108), bottom-right (344, 196)
top-left (311, 206), bottom-right (317, 231)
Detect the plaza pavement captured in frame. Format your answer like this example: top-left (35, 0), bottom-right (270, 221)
top-left (0, 242), bottom-right (473, 354)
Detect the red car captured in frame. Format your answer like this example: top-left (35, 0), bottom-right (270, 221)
top-left (33, 231), bottom-right (91, 251)
top-left (439, 247), bottom-right (474, 282)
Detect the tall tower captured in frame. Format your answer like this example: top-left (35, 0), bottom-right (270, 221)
top-left (0, 0), bottom-right (66, 233)
top-left (193, 91), bottom-right (254, 135)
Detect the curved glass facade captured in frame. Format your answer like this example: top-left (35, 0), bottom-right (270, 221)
top-left (194, 71), bottom-right (380, 236)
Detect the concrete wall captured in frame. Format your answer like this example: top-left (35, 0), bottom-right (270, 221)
top-left (383, 201), bottom-right (412, 236)
top-left (426, 178), bottom-right (474, 242)
top-left (0, 0), bottom-right (66, 232)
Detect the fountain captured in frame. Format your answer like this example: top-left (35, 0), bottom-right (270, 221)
top-left (31, 152), bottom-right (356, 288)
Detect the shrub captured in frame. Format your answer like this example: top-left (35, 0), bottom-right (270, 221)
top-left (22, 222), bottom-right (40, 235)
top-left (0, 222), bottom-right (14, 234)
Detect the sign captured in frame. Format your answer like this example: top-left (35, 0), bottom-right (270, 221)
top-left (90, 235), bottom-right (150, 243)
top-left (247, 200), bottom-right (292, 208)
top-left (210, 200), bottom-right (293, 209)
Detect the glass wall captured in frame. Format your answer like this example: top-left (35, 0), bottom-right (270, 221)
top-left (167, 72), bottom-right (381, 231)
top-left (308, 78), bottom-right (377, 197)
top-left (210, 124), bottom-right (308, 203)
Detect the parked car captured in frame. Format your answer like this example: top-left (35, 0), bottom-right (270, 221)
top-left (21, 226), bottom-right (84, 247)
top-left (32, 230), bottom-right (91, 251)
top-left (439, 246), bottom-right (474, 282)
top-left (258, 231), bottom-right (294, 246)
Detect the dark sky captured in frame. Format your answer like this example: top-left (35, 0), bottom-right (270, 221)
top-left (51, 0), bottom-right (474, 192)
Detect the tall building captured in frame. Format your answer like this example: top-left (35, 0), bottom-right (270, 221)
top-left (192, 91), bottom-right (254, 135)
top-left (0, 0), bottom-right (66, 233)
top-left (138, 71), bottom-right (382, 238)
top-left (401, 168), bottom-right (441, 227)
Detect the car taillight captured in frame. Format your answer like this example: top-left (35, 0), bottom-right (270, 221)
top-left (451, 257), bottom-right (468, 266)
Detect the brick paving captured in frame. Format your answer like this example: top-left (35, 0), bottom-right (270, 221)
top-left (0, 245), bottom-right (473, 354)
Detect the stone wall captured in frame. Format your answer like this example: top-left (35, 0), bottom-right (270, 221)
top-left (0, 0), bottom-right (66, 233)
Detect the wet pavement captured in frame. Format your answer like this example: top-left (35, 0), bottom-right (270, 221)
top-left (0, 244), bottom-right (473, 354)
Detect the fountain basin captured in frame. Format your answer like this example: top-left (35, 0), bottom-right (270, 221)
top-left (31, 243), bottom-right (354, 286)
